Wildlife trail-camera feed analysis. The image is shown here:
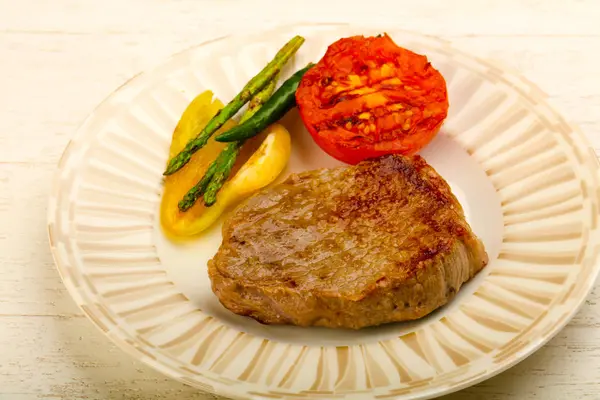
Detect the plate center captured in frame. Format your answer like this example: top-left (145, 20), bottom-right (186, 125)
top-left (154, 120), bottom-right (503, 346)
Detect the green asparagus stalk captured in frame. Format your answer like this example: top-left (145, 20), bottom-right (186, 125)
top-left (164, 35), bottom-right (304, 176)
top-left (177, 160), bottom-right (219, 212)
top-left (202, 141), bottom-right (243, 207)
top-left (177, 76), bottom-right (279, 212)
top-left (239, 76), bottom-right (279, 124)
top-left (202, 76), bottom-right (279, 207)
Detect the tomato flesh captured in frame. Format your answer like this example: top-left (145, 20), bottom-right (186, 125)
top-left (296, 34), bottom-right (449, 165)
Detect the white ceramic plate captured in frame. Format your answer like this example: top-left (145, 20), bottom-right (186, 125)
top-left (48, 23), bottom-right (600, 399)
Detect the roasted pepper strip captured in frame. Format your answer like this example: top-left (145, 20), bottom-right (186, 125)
top-left (160, 91), bottom-right (235, 238)
top-left (178, 76), bottom-right (279, 211)
top-left (160, 92), bottom-right (292, 238)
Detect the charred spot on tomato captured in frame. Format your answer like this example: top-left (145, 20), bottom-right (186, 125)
top-left (332, 95), bottom-right (350, 105)
top-left (320, 76), bottom-right (333, 87)
top-left (296, 34), bottom-right (448, 165)
top-left (336, 115), bottom-right (360, 127)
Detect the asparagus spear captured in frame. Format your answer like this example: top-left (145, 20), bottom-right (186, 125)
top-left (164, 35), bottom-right (304, 176)
top-left (177, 77), bottom-right (279, 212)
top-left (215, 64), bottom-right (313, 143)
top-left (202, 76), bottom-right (279, 207)
top-left (177, 160), bottom-right (219, 212)
top-left (202, 142), bottom-right (243, 207)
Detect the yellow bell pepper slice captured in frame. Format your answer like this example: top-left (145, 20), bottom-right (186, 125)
top-left (159, 90), bottom-right (291, 239)
top-left (198, 123), bottom-right (291, 225)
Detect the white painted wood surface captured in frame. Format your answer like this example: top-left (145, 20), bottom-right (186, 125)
top-left (1, 0), bottom-right (599, 398)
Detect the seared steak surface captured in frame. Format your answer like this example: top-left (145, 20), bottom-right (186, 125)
top-left (209, 155), bottom-right (488, 329)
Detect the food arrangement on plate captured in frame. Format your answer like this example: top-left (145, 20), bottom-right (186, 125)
top-left (49, 23), bottom-right (600, 399)
top-left (160, 33), bottom-right (488, 329)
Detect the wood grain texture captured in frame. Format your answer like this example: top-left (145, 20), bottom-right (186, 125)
top-left (0, 0), bottom-right (598, 398)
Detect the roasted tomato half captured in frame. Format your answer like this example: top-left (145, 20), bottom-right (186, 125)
top-left (296, 34), bottom-right (449, 164)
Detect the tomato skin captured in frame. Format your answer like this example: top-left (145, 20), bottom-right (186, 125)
top-left (296, 34), bottom-right (448, 165)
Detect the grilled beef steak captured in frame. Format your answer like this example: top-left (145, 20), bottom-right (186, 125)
top-left (208, 155), bottom-right (488, 329)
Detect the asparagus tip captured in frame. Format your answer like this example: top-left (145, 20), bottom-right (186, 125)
top-left (164, 159), bottom-right (178, 176)
top-left (178, 198), bottom-right (195, 212)
top-left (204, 194), bottom-right (216, 207)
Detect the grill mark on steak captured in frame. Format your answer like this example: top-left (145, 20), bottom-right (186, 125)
top-left (209, 154), bottom-right (488, 329)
